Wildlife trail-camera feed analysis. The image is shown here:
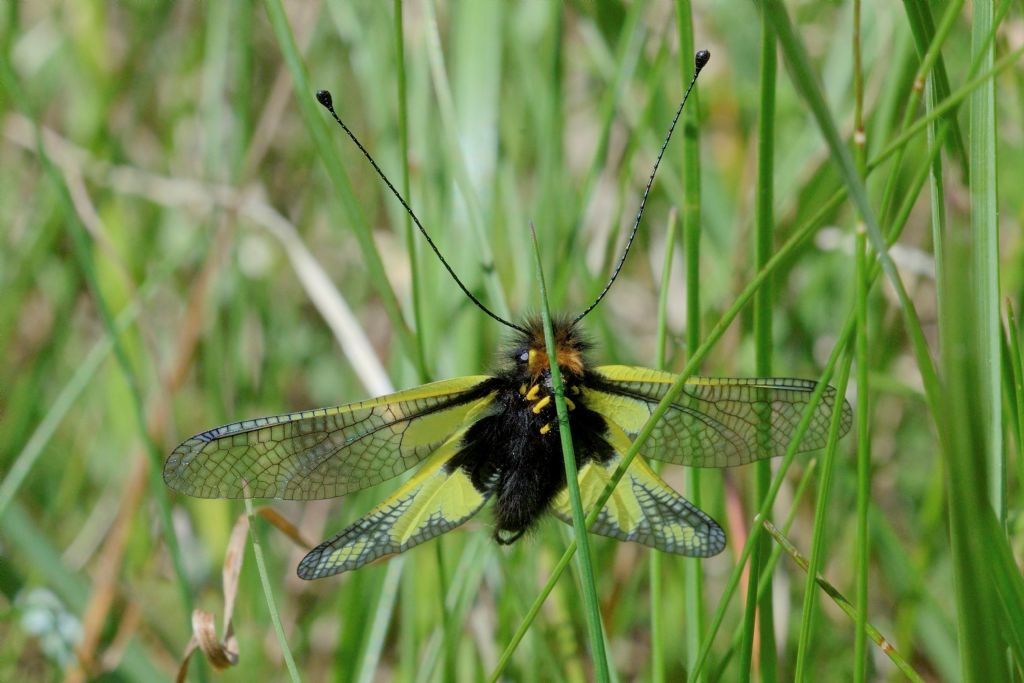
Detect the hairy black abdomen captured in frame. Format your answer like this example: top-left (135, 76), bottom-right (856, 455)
top-left (448, 381), bottom-right (614, 544)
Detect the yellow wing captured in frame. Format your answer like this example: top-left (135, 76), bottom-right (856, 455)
top-left (584, 365), bottom-right (851, 468)
top-left (297, 432), bottom-right (491, 578)
top-left (551, 421), bottom-right (725, 557)
top-left (164, 376), bottom-right (496, 500)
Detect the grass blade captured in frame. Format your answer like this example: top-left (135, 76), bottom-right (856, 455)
top-left (968, 0), bottom-right (1003, 522)
top-left (794, 354), bottom-right (852, 680)
top-left (393, 0), bottom-right (430, 384)
top-left (649, 207), bottom-right (677, 682)
top-left (742, 5), bottom-right (778, 681)
top-left (263, 0), bottom-right (421, 366)
top-left (853, 227), bottom-right (871, 682)
top-left (763, 0), bottom-right (941, 412)
top-left (530, 222), bottom-right (611, 683)
top-left (673, 6), bottom-right (708, 678)
top-left (243, 497), bottom-right (302, 683)
top-left (0, 293), bottom-right (145, 522)
top-left (762, 520), bottom-right (925, 683)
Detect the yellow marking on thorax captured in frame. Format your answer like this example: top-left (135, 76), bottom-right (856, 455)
top-left (532, 395), bottom-right (552, 414)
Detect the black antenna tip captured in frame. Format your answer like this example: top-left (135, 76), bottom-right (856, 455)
top-left (695, 50), bottom-right (710, 70)
top-left (316, 89), bottom-right (333, 110)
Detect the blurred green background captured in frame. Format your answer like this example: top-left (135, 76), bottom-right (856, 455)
top-left (2, 1), bottom-right (1023, 681)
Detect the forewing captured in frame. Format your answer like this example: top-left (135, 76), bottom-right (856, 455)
top-left (297, 437), bottom-right (490, 578)
top-left (550, 422), bottom-right (724, 556)
top-left (584, 365), bottom-right (852, 468)
top-left (164, 376), bottom-right (496, 500)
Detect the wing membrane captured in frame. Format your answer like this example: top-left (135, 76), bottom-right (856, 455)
top-left (297, 437), bottom-right (490, 578)
top-left (551, 422), bottom-right (725, 556)
top-left (164, 376), bottom-right (496, 500)
top-left (585, 365), bottom-right (851, 468)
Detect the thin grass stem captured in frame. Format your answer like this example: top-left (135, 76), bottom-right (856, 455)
top-left (0, 288), bottom-right (149, 521)
top-left (743, 6), bottom-right (778, 680)
top-left (715, 459), bottom-right (818, 678)
top-left (649, 207), bottom-right (678, 682)
top-left (394, 0), bottom-right (430, 383)
top-left (263, 0), bottom-right (421, 364)
top-left (854, 227), bottom-right (871, 682)
top-left (673, 6), bottom-right (708, 678)
top-left (794, 353), bottom-right (853, 681)
top-left (762, 520), bottom-right (925, 683)
top-left (243, 497), bottom-right (302, 683)
top-left (531, 223), bottom-right (611, 682)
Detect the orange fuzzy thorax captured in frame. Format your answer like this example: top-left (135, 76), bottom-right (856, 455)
top-left (521, 318), bottom-right (588, 380)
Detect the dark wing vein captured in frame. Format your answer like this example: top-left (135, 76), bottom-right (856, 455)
top-left (164, 376), bottom-right (496, 500)
top-left (586, 366), bottom-right (852, 468)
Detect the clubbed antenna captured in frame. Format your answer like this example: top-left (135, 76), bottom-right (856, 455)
top-left (573, 49), bottom-right (711, 325)
top-left (315, 90), bottom-right (528, 335)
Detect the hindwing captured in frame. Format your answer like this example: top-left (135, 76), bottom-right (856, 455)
top-left (551, 420), bottom-right (725, 557)
top-left (297, 434), bottom-right (491, 578)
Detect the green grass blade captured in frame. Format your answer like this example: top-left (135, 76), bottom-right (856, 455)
top-left (930, 2), bottom-right (1016, 676)
top-left (899, 0), bottom-right (968, 171)
top-left (420, 0), bottom-right (512, 321)
top-left (869, 42), bottom-right (1024, 174)
top-left (968, 0), bottom-right (1003, 522)
top-left (530, 223), bottom-right (611, 683)
top-left (345, 22), bottom-right (421, 676)
top-left (693, 336), bottom-right (849, 680)
top-left (673, 6), bottom-right (708, 678)
top-left (393, 0), bottom-right (430, 384)
top-left (352, 558), bottom-right (405, 683)
top-left (489, 543), bottom-right (577, 682)
top-left (985, 510), bottom-right (1024, 669)
top-left (715, 459), bottom-right (818, 678)
top-left (853, 227), bottom-right (871, 683)
top-left (794, 354), bottom-right (852, 681)
top-left (762, 519), bottom-right (925, 683)
top-left (0, 293), bottom-right (144, 522)
top-left (654, 208), bottom-right (678, 372)
top-left (764, 0), bottom-right (941, 414)
top-left (243, 498), bottom-right (302, 683)
top-left (649, 207), bottom-right (677, 682)
top-left (742, 6), bottom-right (778, 680)
top-left (263, 0), bottom-right (420, 365)
top-left (851, 4), bottom-right (871, 675)
top-left (692, 118), bottom-right (949, 678)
